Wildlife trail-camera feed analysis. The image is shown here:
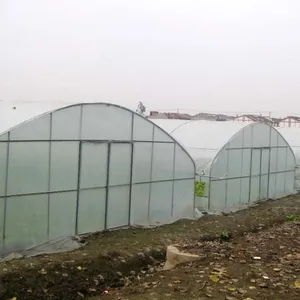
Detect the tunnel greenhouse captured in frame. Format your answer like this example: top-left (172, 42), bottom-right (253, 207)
top-left (153, 120), bottom-right (297, 212)
top-left (0, 103), bottom-right (196, 256)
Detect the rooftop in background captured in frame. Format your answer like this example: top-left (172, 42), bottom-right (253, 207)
top-left (148, 111), bottom-right (235, 121)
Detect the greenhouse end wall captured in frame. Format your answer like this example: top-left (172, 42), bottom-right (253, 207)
top-left (200, 123), bottom-right (296, 211)
top-left (0, 103), bottom-right (195, 256)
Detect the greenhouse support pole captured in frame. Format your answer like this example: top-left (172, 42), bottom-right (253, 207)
top-left (224, 149), bottom-right (230, 206)
top-left (274, 133), bottom-right (279, 196)
top-left (127, 142), bottom-right (134, 226)
top-left (171, 143), bottom-right (176, 217)
top-left (207, 171), bottom-right (212, 210)
top-left (128, 112), bottom-right (134, 226)
top-left (266, 126), bottom-right (272, 199)
top-left (147, 126), bottom-right (155, 222)
top-left (284, 146), bottom-right (289, 194)
top-left (75, 141), bottom-right (82, 235)
top-left (47, 113), bottom-right (53, 239)
top-left (2, 132), bottom-right (10, 255)
top-left (266, 147), bottom-right (271, 199)
top-left (248, 148), bottom-right (253, 203)
top-left (258, 149), bottom-right (263, 200)
top-left (104, 143), bottom-right (111, 230)
top-left (239, 130), bottom-right (245, 205)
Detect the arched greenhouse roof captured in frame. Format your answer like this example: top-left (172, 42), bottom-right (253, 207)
top-left (0, 102), bottom-right (192, 157)
top-left (0, 102), bottom-right (65, 134)
top-left (153, 120), bottom-right (251, 172)
top-left (153, 120), bottom-right (296, 175)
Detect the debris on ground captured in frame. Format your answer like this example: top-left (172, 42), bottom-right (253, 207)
top-left (0, 196), bottom-right (299, 300)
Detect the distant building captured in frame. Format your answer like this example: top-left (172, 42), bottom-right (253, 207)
top-left (148, 111), bottom-right (168, 119)
top-left (192, 113), bottom-right (232, 121)
top-left (271, 118), bottom-right (281, 127)
top-left (148, 111), bottom-right (191, 120)
top-left (278, 116), bottom-right (300, 127)
top-left (215, 114), bottom-right (227, 121)
top-left (166, 113), bottom-right (191, 120)
top-left (192, 113), bottom-right (218, 121)
top-left (234, 114), bottom-right (276, 126)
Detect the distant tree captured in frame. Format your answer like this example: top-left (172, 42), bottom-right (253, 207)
top-left (136, 101), bottom-right (146, 116)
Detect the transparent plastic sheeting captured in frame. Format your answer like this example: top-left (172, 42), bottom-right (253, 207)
top-left (0, 103), bottom-right (196, 256)
top-left (278, 127), bottom-right (300, 164)
top-left (278, 127), bottom-right (300, 189)
top-left (152, 120), bottom-right (252, 173)
top-left (154, 120), bottom-right (297, 212)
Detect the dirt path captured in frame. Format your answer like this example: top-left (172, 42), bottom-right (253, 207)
top-left (0, 196), bottom-right (300, 299)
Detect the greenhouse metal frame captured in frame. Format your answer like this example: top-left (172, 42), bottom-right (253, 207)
top-left (0, 103), bottom-right (196, 256)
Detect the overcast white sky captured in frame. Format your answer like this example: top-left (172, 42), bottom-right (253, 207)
top-left (1, 0), bottom-right (300, 115)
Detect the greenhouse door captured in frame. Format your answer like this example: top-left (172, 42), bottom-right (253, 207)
top-left (106, 142), bottom-right (133, 229)
top-left (77, 142), bottom-right (109, 234)
top-left (77, 141), bottom-right (133, 234)
top-left (249, 148), bottom-right (270, 203)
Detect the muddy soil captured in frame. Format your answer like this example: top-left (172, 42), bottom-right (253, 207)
top-left (0, 196), bottom-right (300, 300)
top-left (103, 220), bottom-right (300, 300)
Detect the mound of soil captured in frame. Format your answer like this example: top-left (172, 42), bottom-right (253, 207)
top-left (0, 249), bottom-right (165, 300)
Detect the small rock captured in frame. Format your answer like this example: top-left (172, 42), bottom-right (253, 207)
top-left (237, 288), bottom-right (247, 294)
top-left (259, 283), bottom-right (268, 288)
top-left (142, 282), bottom-right (151, 288)
top-left (225, 296), bottom-right (238, 300)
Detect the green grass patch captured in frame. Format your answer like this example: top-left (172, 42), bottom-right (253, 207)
top-left (286, 214), bottom-right (300, 222)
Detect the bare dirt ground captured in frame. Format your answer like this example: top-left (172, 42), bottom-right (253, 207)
top-left (0, 195), bottom-right (300, 300)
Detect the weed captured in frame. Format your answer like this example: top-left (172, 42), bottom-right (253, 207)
top-left (219, 231), bottom-right (231, 242)
top-left (286, 214), bottom-right (300, 222)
